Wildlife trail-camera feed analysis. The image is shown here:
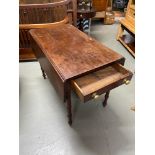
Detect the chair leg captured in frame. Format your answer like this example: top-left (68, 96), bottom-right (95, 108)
top-left (103, 91), bottom-right (110, 107)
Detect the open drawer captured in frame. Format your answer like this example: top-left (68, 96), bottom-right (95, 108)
top-left (71, 63), bottom-right (133, 102)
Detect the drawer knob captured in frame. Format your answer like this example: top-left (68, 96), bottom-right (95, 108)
top-left (124, 79), bottom-right (130, 85)
top-left (80, 14), bottom-right (83, 18)
top-left (92, 93), bottom-right (99, 99)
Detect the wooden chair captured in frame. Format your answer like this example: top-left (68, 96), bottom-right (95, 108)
top-left (19, 0), bottom-right (77, 61)
top-left (116, 0), bottom-right (135, 57)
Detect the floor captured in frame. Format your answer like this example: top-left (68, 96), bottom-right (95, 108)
top-left (19, 20), bottom-right (135, 155)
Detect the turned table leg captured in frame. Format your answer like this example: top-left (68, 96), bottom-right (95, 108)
top-left (41, 67), bottom-right (47, 79)
top-left (116, 23), bottom-right (124, 40)
top-left (66, 89), bottom-right (72, 125)
top-left (103, 91), bottom-right (110, 107)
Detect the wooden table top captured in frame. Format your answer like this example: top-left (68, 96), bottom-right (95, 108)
top-left (29, 24), bottom-right (124, 82)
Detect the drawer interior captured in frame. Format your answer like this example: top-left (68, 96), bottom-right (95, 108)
top-left (72, 63), bottom-right (132, 102)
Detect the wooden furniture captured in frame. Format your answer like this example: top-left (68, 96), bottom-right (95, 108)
top-left (93, 0), bottom-right (108, 11)
top-left (77, 0), bottom-right (96, 32)
top-left (92, 0), bottom-right (109, 20)
top-left (29, 24), bottom-right (133, 125)
top-left (19, 0), bottom-right (77, 61)
top-left (116, 0), bottom-right (135, 57)
top-left (104, 7), bottom-right (115, 24)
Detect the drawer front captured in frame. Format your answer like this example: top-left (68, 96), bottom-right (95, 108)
top-left (72, 64), bottom-right (133, 102)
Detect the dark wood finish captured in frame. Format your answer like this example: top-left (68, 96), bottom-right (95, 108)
top-left (103, 91), bottom-right (110, 107)
top-left (20, 0), bottom-right (77, 26)
top-left (29, 24), bottom-right (125, 82)
top-left (77, 8), bottom-right (96, 19)
top-left (19, 0), bottom-right (77, 61)
top-left (41, 67), bottom-right (47, 79)
top-left (30, 34), bottom-right (65, 98)
top-left (66, 84), bottom-right (72, 125)
top-left (29, 24), bottom-right (132, 124)
top-left (19, 0), bottom-right (77, 25)
top-left (77, 10), bottom-right (96, 31)
top-left (19, 17), bottom-right (69, 61)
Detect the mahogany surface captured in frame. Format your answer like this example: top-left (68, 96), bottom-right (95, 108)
top-left (29, 24), bottom-right (125, 82)
top-left (29, 24), bottom-right (129, 125)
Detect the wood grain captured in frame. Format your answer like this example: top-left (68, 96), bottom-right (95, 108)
top-left (29, 25), bottom-right (132, 124)
top-left (29, 24), bottom-right (125, 82)
top-left (30, 35), bottom-right (65, 98)
top-left (72, 63), bottom-right (132, 102)
top-left (19, 48), bottom-right (36, 61)
top-left (19, 0), bottom-right (77, 61)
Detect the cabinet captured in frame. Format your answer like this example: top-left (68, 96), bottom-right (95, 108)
top-left (92, 0), bottom-right (109, 19)
top-left (116, 0), bottom-right (135, 57)
top-left (93, 0), bottom-right (108, 11)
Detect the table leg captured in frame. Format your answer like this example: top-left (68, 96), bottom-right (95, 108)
top-left (66, 88), bottom-right (72, 125)
top-left (116, 23), bottom-right (124, 40)
top-left (103, 91), bottom-right (110, 107)
top-left (41, 67), bottom-right (47, 79)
